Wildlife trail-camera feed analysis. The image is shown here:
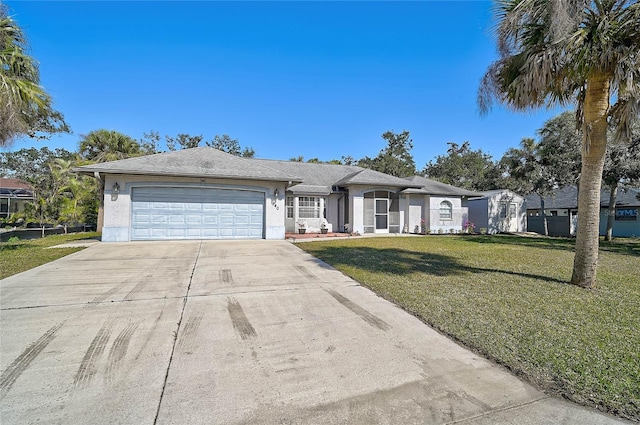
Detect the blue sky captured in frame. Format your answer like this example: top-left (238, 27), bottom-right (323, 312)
top-left (5, 1), bottom-right (564, 168)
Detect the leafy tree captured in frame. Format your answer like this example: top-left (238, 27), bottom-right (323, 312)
top-left (206, 134), bottom-right (255, 157)
top-left (479, 0), bottom-right (640, 288)
top-left (0, 5), bottom-right (69, 147)
top-left (341, 155), bottom-right (356, 166)
top-left (357, 130), bottom-right (416, 177)
top-left (0, 147), bottom-right (74, 182)
top-left (423, 141), bottom-right (501, 191)
top-left (166, 133), bottom-right (203, 151)
top-left (289, 155), bottom-right (304, 162)
top-left (499, 138), bottom-right (555, 235)
top-left (1, 148), bottom-right (97, 225)
top-left (533, 111), bottom-right (640, 240)
top-left (140, 130), bottom-right (162, 155)
top-left (537, 112), bottom-right (582, 188)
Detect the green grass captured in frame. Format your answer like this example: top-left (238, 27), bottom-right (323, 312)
top-left (0, 232), bottom-right (100, 279)
top-left (299, 235), bottom-right (640, 421)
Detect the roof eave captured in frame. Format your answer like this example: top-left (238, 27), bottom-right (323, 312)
top-left (73, 167), bottom-right (303, 184)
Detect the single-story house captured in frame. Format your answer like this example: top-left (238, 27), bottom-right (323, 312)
top-left (0, 178), bottom-right (35, 220)
top-left (467, 189), bottom-right (527, 234)
top-left (75, 147), bottom-right (479, 242)
top-left (525, 186), bottom-right (640, 238)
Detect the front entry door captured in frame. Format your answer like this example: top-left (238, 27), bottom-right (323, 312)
top-left (375, 199), bottom-right (389, 233)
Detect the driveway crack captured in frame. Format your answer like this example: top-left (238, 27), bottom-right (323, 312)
top-left (153, 240), bottom-right (202, 425)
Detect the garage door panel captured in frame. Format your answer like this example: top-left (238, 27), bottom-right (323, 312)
top-left (151, 215), bottom-right (168, 224)
top-left (169, 215), bottom-right (186, 224)
top-left (186, 214), bottom-right (202, 225)
top-left (203, 215), bottom-right (217, 224)
top-left (168, 228), bottom-right (186, 237)
top-left (186, 228), bottom-right (202, 237)
top-left (203, 228), bottom-right (219, 237)
top-left (133, 213), bottom-right (151, 224)
top-left (131, 187), bottom-right (264, 240)
top-left (235, 215), bottom-right (250, 225)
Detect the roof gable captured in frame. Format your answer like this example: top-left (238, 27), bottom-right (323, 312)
top-left (335, 169), bottom-right (421, 187)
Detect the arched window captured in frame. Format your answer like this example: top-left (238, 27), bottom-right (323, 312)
top-left (439, 201), bottom-right (452, 220)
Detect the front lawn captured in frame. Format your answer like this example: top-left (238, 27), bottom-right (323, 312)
top-left (0, 232), bottom-right (100, 279)
top-left (299, 235), bottom-right (640, 421)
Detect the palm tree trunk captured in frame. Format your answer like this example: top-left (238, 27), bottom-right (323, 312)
top-left (571, 74), bottom-right (610, 289)
top-left (604, 184), bottom-right (617, 241)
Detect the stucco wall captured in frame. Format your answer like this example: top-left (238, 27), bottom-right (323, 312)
top-left (101, 174), bottom-right (285, 242)
top-left (429, 196), bottom-right (467, 232)
top-left (408, 195), bottom-right (425, 233)
top-left (598, 209), bottom-right (640, 237)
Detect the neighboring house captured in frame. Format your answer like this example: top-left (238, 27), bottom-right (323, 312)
top-left (468, 190), bottom-right (527, 234)
top-left (74, 147), bottom-right (479, 242)
top-left (525, 186), bottom-right (640, 237)
top-left (0, 178), bottom-right (35, 220)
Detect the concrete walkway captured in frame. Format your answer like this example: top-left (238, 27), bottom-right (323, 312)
top-left (0, 241), bottom-right (629, 424)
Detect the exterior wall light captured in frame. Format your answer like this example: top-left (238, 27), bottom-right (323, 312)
top-left (274, 188), bottom-right (279, 199)
top-left (111, 182), bottom-right (120, 201)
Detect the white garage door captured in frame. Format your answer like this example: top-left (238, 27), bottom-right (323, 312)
top-left (131, 187), bottom-right (264, 240)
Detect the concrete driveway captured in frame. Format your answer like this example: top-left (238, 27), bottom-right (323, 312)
top-left (0, 240), bottom-right (628, 424)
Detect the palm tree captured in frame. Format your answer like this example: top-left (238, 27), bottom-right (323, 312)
top-left (78, 130), bottom-right (142, 231)
top-left (0, 6), bottom-right (45, 146)
top-left (79, 129), bottom-right (142, 162)
top-left (0, 5), bottom-right (68, 146)
top-left (479, 0), bottom-right (640, 288)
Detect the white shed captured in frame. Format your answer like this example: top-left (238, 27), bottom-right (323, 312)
top-left (468, 189), bottom-right (527, 234)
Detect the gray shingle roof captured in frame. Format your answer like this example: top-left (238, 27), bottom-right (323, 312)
top-left (334, 169), bottom-right (422, 187)
top-left (74, 147), bottom-right (302, 183)
top-left (74, 148), bottom-right (481, 198)
top-left (403, 175), bottom-right (481, 197)
top-left (222, 158), bottom-right (422, 194)
top-left (525, 186), bottom-right (640, 209)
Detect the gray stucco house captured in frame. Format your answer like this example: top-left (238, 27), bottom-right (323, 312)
top-left (76, 147), bottom-right (479, 241)
top-left (525, 186), bottom-right (640, 237)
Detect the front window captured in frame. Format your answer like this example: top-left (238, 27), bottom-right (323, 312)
top-left (499, 202), bottom-right (507, 218)
top-left (298, 196), bottom-right (321, 218)
top-left (439, 201), bottom-right (452, 220)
